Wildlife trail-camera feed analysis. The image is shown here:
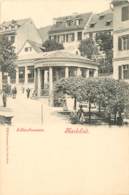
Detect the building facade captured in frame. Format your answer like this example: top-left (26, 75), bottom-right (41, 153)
top-left (48, 12), bottom-right (93, 53)
top-left (0, 18), bottom-right (42, 53)
top-left (48, 10), bottom-right (113, 55)
top-left (16, 48), bottom-right (99, 105)
top-left (112, 0), bottom-right (129, 82)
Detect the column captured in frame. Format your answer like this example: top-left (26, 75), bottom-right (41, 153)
top-left (86, 69), bottom-right (90, 78)
top-left (37, 68), bottom-right (41, 96)
top-left (77, 67), bottom-right (82, 76)
top-left (94, 69), bottom-right (98, 77)
top-left (16, 66), bottom-right (19, 85)
top-left (7, 74), bottom-right (11, 85)
top-left (65, 67), bottom-right (69, 78)
top-left (74, 31), bottom-right (78, 42)
top-left (64, 67), bottom-right (69, 110)
top-left (0, 71), bottom-right (2, 90)
top-left (34, 69), bottom-right (37, 90)
top-left (44, 70), bottom-right (48, 84)
top-left (49, 67), bottom-right (53, 106)
top-left (25, 66), bottom-right (28, 85)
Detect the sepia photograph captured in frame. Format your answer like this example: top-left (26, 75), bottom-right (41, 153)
top-left (0, 0), bottom-right (129, 195)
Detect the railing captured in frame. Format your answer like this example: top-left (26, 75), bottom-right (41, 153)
top-left (41, 89), bottom-right (49, 96)
top-left (19, 78), bottom-right (25, 83)
top-left (28, 78), bottom-right (34, 83)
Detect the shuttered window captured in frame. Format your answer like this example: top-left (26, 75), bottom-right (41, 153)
top-left (118, 35), bottom-right (129, 50)
top-left (118, 37), bottom-right (122, 50)
top-left (122, 6), bottom-right (129, 21)
top-left (119, 66), bottom-right (122, 79)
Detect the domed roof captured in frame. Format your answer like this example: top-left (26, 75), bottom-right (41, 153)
top-left (40, 50), bottom-right (97, 65)
top-left (33, 49), bottom-right (99, 68)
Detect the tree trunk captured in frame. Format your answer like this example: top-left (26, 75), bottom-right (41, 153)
top-left (89, 101), bottom-right (91, 124)
top-left (99, 102), bottom-right (101, 113)
top-left (114, 112), bottom-right (117, 125)
top-left (74, 97), bottom-right (77, 111)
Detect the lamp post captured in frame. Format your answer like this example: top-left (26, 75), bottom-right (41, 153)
top-left (0, 0), bottom-right (3, 24)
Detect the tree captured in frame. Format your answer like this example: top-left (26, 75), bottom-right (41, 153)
top-left (96, 32), bottom-right (113, 74)
top-left (93, 78), bottom-right (129, 124)
top-left (54, 77), bottom-right (84, 110)
top-left (79, 38), bottom-right (98, 59)
top-left (0, 34), bottom-right (16, 76)
top-left (55, 77), bottom-right (129, 125)
top-left (54, 77), bottom-right (99, 123)
top-left (42, 39), bottom-right (64, 52)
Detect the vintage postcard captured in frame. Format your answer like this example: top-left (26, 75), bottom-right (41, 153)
top-left (0, 0), bottom-right (129, 195)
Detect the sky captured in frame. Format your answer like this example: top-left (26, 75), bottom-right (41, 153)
top-left (1, 0), bottom-right (111, 28)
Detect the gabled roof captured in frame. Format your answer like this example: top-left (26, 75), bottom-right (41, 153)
top-left (111, 0), bottom-right (129, 6)
top-left (38, 25), bottom-right (51, 43)
top-left (49, 12), bottom-right (92, 34)
top-left (17, 40), bottom-right (43, 55)
top-left (0, 18), bottom-right (32, 33)
top-left (86, 10), bottom-right (113, 33)
top-left (27, 40), bottom-right (43, 53)
top-left (1, 18), bottom-right (31, 27)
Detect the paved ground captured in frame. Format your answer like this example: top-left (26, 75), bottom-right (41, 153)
top-left (0, 93), bottom-right (129, 195)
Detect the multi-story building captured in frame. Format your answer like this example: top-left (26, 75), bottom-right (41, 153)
top-left (48, 10), bottom-right (113, 54)
top-left (0, 18), bottom-right (43, 89)
top-left (111, 0), bottom-right (129, 82)
top-left (48, 12), bottom-right (93, 53)
top-left (0, 18), bottom-right (42, 53)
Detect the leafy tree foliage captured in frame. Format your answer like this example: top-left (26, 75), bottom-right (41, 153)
top-left (42, 39), bottom-right (64, 52)
top-left (0, 34), bottom-right (16, 76)
top-left (54, 77), bottom-right (84, 110)
top-left (55, 77), bottom-right (129, 124)
top-left (78, 38), bottom-right (98, 59)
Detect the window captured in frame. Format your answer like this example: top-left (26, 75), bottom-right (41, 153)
top-left (66, 33), bottom-right (74, 42)
top-left (106, 21), bottom-right (111, 26)
top-left (66, 20), bottom-right (73, 27)
top-left (76, 19), bottom-right (81, 26)
top-left (89, 69), bottom-right (94, 77)
top-left (77, 32), bottom-right (82, 41)
top-left (90, 23), bottom-right (96, 28)
top-left (99, 15), bottom-right (105, 20)
top-left (118, 35), bottom-right (129, 50)
top-left (25, 47), bottom-right (32, 52)
top-left (8, 35), bottom-right (15, 42)
top-left (59, 35), bottom-right (65, 43)
top-left (122, 6), bottom-right (129, 21)
top-left (27, 66), bottom-right (34, 83)
top-left (19, 67), bottom-right (25, 83)
top-left (123, 65), bottom-right (129, 79)
top-left (118, 65), bottom-right (129, 79)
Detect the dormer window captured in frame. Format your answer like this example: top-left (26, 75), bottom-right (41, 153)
top-left (25, 47), bottom-right (32, 52)
top-left (99, 15), bottom-right (105, 20)
top-left (66, 20), bottom-right (73, 27)
top-left (106, 21), bottom-right (112, 26)
top-left (76, 19), bottom-right (81, 26)
top-left (56, 21), bottom-right (62, 26)
top-left (5, 26), bottom-right (8, 30)
top-left (90, 23), bottom-right (96, 28)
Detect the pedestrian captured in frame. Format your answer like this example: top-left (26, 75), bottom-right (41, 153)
top-left (12, 86), bottom-right (17, 98)
top-left (26, 88), bottom-right (30, 98)
top-left (2, 91), bottom-right (7, 107)
top-left (77, 105), bottom-right (85, 123)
